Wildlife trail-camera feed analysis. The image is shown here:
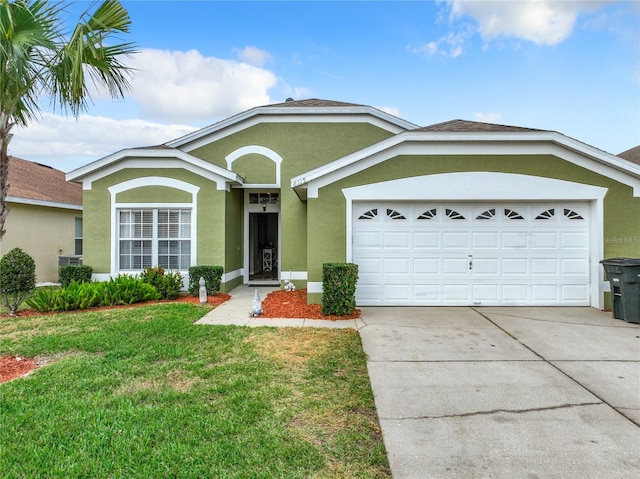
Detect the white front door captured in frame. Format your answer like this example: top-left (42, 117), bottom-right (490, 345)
top-left (353, 202), bottom-right (590, 306)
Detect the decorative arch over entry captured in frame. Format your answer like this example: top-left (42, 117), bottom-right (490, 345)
top-left (225, 145), bottom-right (283, 187)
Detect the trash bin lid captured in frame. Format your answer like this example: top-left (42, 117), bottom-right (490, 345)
top-left (600, 257), bottom-right (640, 266)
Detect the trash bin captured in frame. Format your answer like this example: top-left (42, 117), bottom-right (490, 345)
top-left (600, 258), bottom-right (640, 324)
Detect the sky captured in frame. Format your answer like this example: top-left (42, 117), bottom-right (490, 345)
top-left (8, 0), bottom-right (640, 173)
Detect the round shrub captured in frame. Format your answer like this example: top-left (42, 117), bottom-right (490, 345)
top-left (0, 247), bottom-right (36, 316)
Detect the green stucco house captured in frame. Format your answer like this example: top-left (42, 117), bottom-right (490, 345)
top-left (67, 99), bottom-right (640, 309)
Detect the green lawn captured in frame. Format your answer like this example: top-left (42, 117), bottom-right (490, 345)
top-left (0, 303), bottom-right (390, 478)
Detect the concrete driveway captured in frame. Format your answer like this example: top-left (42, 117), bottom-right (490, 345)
top-left (359, 307), bottom-right (640, 479)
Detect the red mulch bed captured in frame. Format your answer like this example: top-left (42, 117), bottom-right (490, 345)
top-left (261, 289), bottom-right (360, 321)
top-left (0, 356), bottom-right (37, 384)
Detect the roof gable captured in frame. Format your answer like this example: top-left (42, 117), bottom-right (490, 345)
top-left (165, 98), bottom-right (417, 151)
top-left (8, 157), bottom-right (82, 207)
top-left (292, 121), bottom-right (640, 199)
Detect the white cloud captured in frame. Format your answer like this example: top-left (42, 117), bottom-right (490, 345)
top-left (236, 46), bottom-right (273, 66)
top-left (10, 113), bottom-right (196, 172)
top-left (128, 48), bottom-right (278, 123)
top-left (409, 26), bottom-right (473, 58)
top-left (474, 112), bottom-right (503, 123)
top-left (446, 0), bottom-right (608, 45)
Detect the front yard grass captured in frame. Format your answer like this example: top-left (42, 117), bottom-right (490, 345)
top-left (0, 303), bottom-right (390, 478)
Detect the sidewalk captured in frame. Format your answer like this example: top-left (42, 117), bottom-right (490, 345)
top-left (195, 285), bottom-right (364, 329)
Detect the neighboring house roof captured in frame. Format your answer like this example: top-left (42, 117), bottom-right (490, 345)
top-left (7, 157), bottom-right (82, 210)
top-left (618, 145), bottom-right (640, 165)
top-left (414, 119), bottom-right (549, 133)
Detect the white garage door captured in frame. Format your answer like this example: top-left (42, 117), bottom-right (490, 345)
top-left (353, 202), bottom-right (590, 306)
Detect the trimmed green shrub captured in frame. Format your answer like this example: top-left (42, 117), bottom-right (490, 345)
top-left (140, 266), bottom-right (183, 300)
top-left (321, 263), bottom-right (359, 316)
top-left (0, 248), bottom-right (36, 316)
top-left (25, 276), bottom-right (161, 312)
top-left (188, 266), bottom-right (223, 297)
top-left (59, 264), bottom-right (93, 287)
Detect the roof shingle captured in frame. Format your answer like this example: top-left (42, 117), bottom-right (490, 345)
top-left (268, 98), bottom-right (365, 108)
top-left (414, 119), bottom-right (549, 133)
top-left (7, 157), bottom-right (82, 206)
top-left (618, 145), bottom-right (640, 165)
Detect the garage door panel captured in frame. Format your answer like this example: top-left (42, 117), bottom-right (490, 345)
top-left (561, 232), bottom-right (589, 249)
top-left (356, 257), bottom-right (381, 274)
top-left (472, 284), bottom-right (499, 302)
top-left (561, 285), bottom-right (589, 302)
top-left (384, 258), bottom-right (411, 275)
top-left (472, 258), bottom-right (499, 275)
top-left (443, 258), bottom-right (469, 274)
top-left (531, 284), bottom-right (559, 302)
top-left (353, 231), bottom-right (381, 248)
top-left (414, 284), bottom-right (440, 301)
top-left (531, 232), bottom-right (558, 248)
top-left (502, 258), bottom-right (529, 275)
top-left (353, 202), bottom-right (590, 306)
top-left (443, 284), bottom-right (469, 301)
top-left (502, 284), bottom-right (529, 302)
top-left (532, 259), bottom-right (558, 275)
top-left (561, 258), bottom-right (589, 275)
top-left (472, 232), bottom-right (499, 249)
top-left (442, 232), bottom-right (469, 248)
top-left (502, 232), bottom-right (528, 248)
top-left (414, 258), bottom-right (439, 274)
top-left (383, 231), bottom-right (410, 248)
top-left (413, 232), bottom-right (439, 248)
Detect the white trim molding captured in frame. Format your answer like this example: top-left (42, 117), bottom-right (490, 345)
top-left (108, 177), bottom-right (200, 277)
top-left (293, 131), bottom-right (640, 199)
top-left (67, 148), bottom-right (243, 191)
top-left (226, 145), bottom-right (283, 187)
top-left (307, 282), bottom-right (323, 294)
top-left (343, 172), bottom-right (608, 309)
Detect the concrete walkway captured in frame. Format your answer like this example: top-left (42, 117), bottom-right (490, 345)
top-left (197, 287), bottom-right (640, 478)
top-left (196, 285), bottom-right (364, 329)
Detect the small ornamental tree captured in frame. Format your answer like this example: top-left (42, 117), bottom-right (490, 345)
top-left (0, 247), bottom-right (36, 316)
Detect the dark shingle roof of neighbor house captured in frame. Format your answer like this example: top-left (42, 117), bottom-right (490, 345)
top-left (414, 119), bottom-right (550, 133)
top-left (8, 156), bottom-right (82, 206)
top-left (618, 145), bottom-right (640, 165)
top-left (269, 98), bottom-right (365, 108)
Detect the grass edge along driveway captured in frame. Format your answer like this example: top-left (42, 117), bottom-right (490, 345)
top-left (0, 303), bottom-right (390, 478)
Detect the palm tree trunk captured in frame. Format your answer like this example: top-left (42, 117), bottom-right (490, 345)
top-left (0, 114), bottom-right (14, 239)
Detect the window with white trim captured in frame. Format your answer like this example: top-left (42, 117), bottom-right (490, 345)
top-left (118, 208), bottom-right (191, 270)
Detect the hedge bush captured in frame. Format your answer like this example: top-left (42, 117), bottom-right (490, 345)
top-left (26, 275), bottom-right (160, 313)
top-left (188, 266), bottom-right (223, 297)
top-left (321, 262), bottom-right (358, 316)
top-left (140, 266), bottom-right (183, 300)
top-left (59, 264), bottom-right (93, 287)
top-left (0, 248), bottom-right (36, 316)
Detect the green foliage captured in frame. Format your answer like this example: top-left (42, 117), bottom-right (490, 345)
top-left (59, 264), bottom-right (93, 287)
top-left (140, 266), bottom-right (183, 300)
top-left (0, 247), bottom-right (36, 315)
top-left (188, 265), bottom-right (223, 297)
top-left (25, 276), bottom-right (160, 312)
top-left (321, 263), bottom-right (359, 316)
